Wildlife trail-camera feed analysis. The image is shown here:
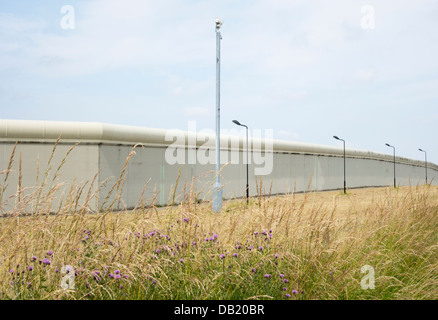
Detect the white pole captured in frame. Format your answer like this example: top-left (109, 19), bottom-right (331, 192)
top-left (212, 19), bottom-right (223, 212)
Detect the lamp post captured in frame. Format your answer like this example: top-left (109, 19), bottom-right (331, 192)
top-left (212, 18), bottom-right (223, 213)
top-left (385, 143), bottom-right (396, 188)
top-left (418, 148), bottom-right (428, 184)
top-left (232, 120), bottom-right (249, 204)
top-left (333, 136), bottom-right (346, 194)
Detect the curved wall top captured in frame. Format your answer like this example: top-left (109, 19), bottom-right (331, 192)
top-left (1, 119), bottom-right (436, 170)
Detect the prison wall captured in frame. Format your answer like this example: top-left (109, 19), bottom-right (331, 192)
top-left (1, 119), bottom-right (436, 212)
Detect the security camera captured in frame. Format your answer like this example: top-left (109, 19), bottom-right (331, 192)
top-left (215, 18), bottom-right (223, 29)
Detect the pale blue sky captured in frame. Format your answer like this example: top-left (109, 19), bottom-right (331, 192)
top-left (0, 0), bottom-right (437, 164)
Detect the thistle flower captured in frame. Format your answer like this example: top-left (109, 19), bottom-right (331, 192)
top-left (286, 294), bottom-right (291, 298)
top-left (114, 270), bottom-right (120, 275)
top-left (220, 254), bottom-right (225, 259)
top-left (233, 253), bottom-right (238, 258)
top-left (31, 256), bottom-right (37, 261)
top-left (46, 251), bottom-right (53, 256)
top-left (28, 266), bottom-right (33, 271)
top-left (115, 274), bottom-right (121, 279)
top-left (292, 290), bottom-right (298, 294)
top-left (258, 246), bottom-right (263, 251)
top-left (264, 274), bottom-right (271, 279)
top-left (42, 258), bottom-right (50, 265)
top-left (251, 268), bottom-right (256, 273)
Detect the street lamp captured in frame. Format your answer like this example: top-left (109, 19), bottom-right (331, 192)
top-left (333, 136), bottom-right (346, 194)
top-left (232, 120), bottom-right (249, 204)
top-left (212, 18), bottom-right (223, 213)
top-left (418, 148), bottom-right (428, 184)
top-left (385, 143), bottom-right (396, 188)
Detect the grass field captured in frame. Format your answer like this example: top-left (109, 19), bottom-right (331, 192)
top-left (0, 144), bottom-right (437, 300)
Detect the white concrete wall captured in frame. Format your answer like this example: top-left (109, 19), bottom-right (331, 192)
top-left (1, 119), bottom-right (436, 212)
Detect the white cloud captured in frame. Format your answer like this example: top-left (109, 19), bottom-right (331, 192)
top-left (183, 107), bottom-right (210, 116)
top-left (276, 130), bottom-right (299, 141)
top-left (355, 70), bottom-right (375, 81)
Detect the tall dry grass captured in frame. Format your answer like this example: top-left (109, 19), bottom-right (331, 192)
top-left (0, 143), bottom-right (437, 300)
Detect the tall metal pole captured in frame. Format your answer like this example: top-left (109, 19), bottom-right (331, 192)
top-left (333, 136), bottom-right (346, 194)
top-left (245, 125), bottom-right (249, 204)
top-left (232, 120), bottom-right (249, 204)
top-left (386, 143), bottom-right (396, 188)
top-left (393, 148), bottom-right (396, 188)
top-left (419, 149), bottom-right (427, 184)
top-left (343, 139), bottom-right (346, 194)
top-left (212, 19), bottom-right (223, 213)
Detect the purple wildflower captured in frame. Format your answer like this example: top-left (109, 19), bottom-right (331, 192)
top-left (279, 274), bottom-right (285, 278)
top-left (286, 294), bottom-right (291, 298)
top-left (42, 258), bottom-right (50, 265)
top-left (114, 274), bottom-right (121, 280)
top-left (31, 256), bottom-right (37, 261)
top-left (46, 251), bottom-right (53, 256)
top-left (264, 274), bottom-right (271, 279)
top-left (114, 270), bottom-right (120, 275)
top-left (28, 266), bottom-right (33, 271)
top-left (109, 273), bottom-right (114, 278)
top-left (220, 254), bottom-right (225, 259)
top-left (259, 246), bottom-right (263, 251)
top-left (251, 268), bottom-right (256, 273)
top-left (283, 287), bottom-right (287, 291)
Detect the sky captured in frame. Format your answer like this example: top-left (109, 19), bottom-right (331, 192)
top-left (0, 0), bottom-right (437, 164)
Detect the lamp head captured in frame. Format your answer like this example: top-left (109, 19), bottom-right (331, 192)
top-left (232, 120), bottom-right (241, 126)
top-left (333, 136), bottom-right (340, 140)
top-left (385, 143), bottom-right (391, 147)
top-left (215, 18), bottom-right (223, 30)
